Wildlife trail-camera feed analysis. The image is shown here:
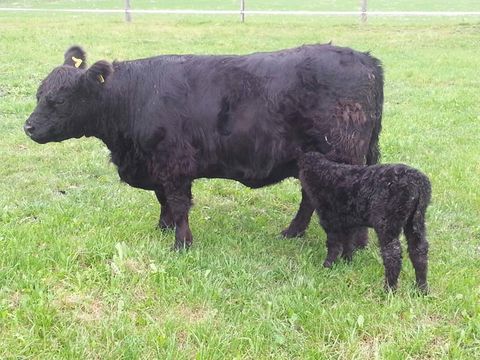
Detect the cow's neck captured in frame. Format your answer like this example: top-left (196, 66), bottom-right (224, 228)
top-left (89, 84), bottom-right (132, 152)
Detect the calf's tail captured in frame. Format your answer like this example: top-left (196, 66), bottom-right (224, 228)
top-left (405, 172), bottom-right (431, 292)
top-left (409, 173), bottom-right (432, 237)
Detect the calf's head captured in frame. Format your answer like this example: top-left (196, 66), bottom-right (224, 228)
top-left (24, 46), bottom-right (113, 143)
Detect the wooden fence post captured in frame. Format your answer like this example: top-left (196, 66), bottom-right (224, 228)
top-left (125, 0), bottom-right (132, 22)
top-left (361, 0), bottom-right (367, 22)
top-left (240, 0), bottom-right (245, 22)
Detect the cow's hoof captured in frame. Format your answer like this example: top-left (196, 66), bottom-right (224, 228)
top-left (172, 239), bottom-right (193, 252)
top-left (281, 227), bottom-right (305, 238)
top-left (157, 220), bottom-right (175, 231)
top-left (323, 260), bottom-right (333, 268)
top-left (157, 214), bottom-right (175, 231)
top-left (171, 242), bottom-right (190, 252)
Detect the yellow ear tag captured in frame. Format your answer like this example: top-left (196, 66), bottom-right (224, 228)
top-left (72, 56), bottom-right (83, 68)
top-left (98, 74), bottom-right (105, 83)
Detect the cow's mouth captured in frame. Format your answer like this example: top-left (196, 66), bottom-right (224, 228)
top-left (24, 123), bottom-right (59, 144)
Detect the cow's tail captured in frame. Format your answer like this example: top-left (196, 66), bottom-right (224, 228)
top-left (366, 56), bottom-right (384, 166)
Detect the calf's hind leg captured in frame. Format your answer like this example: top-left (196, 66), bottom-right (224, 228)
top-left (404, 219), bottom-right (429, 293)
top-left (375, 225), bottom-right (403, 291)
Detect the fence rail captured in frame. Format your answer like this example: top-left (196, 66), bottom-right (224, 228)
top-left (2, 8), bottom-right (480, 19)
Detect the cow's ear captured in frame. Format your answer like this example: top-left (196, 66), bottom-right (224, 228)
top-left (64, 46), bottom-right (87, 69)
top-left (85, 60), bottom-right (113, 87)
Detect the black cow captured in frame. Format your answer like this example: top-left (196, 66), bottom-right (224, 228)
top-left (24, 44), bottom-right (384, 250)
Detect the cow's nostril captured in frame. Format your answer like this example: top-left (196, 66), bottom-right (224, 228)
top-left (24, 124), bottom-right (35, 135)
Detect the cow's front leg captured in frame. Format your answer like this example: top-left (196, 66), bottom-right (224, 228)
top-left (281, 189), bottom-right (315, 238)
top-left (164, 179), bottom-right (193, 250)
top-left (155, 188), bottom-right (175, 230)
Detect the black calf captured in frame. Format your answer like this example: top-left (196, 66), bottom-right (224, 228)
top-left (298, 152), bottom-right (431, 292)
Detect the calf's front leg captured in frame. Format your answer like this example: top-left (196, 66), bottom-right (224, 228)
top-left (340, 230), bottom-right (356, 263)
top-left (323, 231), bottom-right (344, 268)
top-left (164, 179), bottom-right (193, 250)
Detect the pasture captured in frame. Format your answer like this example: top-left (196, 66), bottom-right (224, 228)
top-left (1, 5), bottom-right (479, 359)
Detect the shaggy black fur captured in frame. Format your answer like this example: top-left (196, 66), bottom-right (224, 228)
top-left (25, 44), bottom-right (384, 250)
top-left (298, 152), bottom-right (431, 292)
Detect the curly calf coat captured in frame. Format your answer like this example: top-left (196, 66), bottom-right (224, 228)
top-left (298, 152), bottom-right (431, 292)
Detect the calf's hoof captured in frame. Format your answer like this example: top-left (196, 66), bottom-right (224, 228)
top-left (384, 282), bottom-right (398, 293)
top-left (416, 282), bottom-right (429, 295)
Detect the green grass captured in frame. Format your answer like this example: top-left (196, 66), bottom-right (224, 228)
top-left (1, 10), bottom-right (480, 359)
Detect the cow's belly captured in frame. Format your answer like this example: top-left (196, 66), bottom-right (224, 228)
top-left (198, 156), bottom-right (298, 188)
top-left (118, 157), bottom-right (297, 190)
top-left (235, 160), bottom-right (299, 188)
top-left (117, 165), bottom-right (157, 190)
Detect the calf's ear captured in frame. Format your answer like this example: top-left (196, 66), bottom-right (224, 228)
top-left (85, 60), bottom-right (114, 87)
top-left (64, 46), bottom-right (87, 69)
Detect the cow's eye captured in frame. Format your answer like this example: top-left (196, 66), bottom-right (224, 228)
top-left (56, 98), bottom-right (65, 105)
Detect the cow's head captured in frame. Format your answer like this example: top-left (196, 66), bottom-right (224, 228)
top-left (24, 46), bottom-right (113, 143)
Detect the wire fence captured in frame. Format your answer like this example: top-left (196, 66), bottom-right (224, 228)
top-left (2, 0), bottom-right (480, 23)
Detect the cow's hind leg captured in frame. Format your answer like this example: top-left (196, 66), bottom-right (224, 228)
top-left (164, 179), bottom-right (193, 251)
top-left (155, 189), bottom-right (175, 230)
top-left (404, 218), bottom-right (429, 293)
top-left (282, 189), bottom-right (314, 238)
top-left (375, 224), bottom-right (403, 291)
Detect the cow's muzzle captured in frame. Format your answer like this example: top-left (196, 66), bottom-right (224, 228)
top-left (24, 122), bottom-right (35, 137)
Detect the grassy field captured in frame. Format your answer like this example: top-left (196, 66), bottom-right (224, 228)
top-left (1, 8), bottom-right (480, 360)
